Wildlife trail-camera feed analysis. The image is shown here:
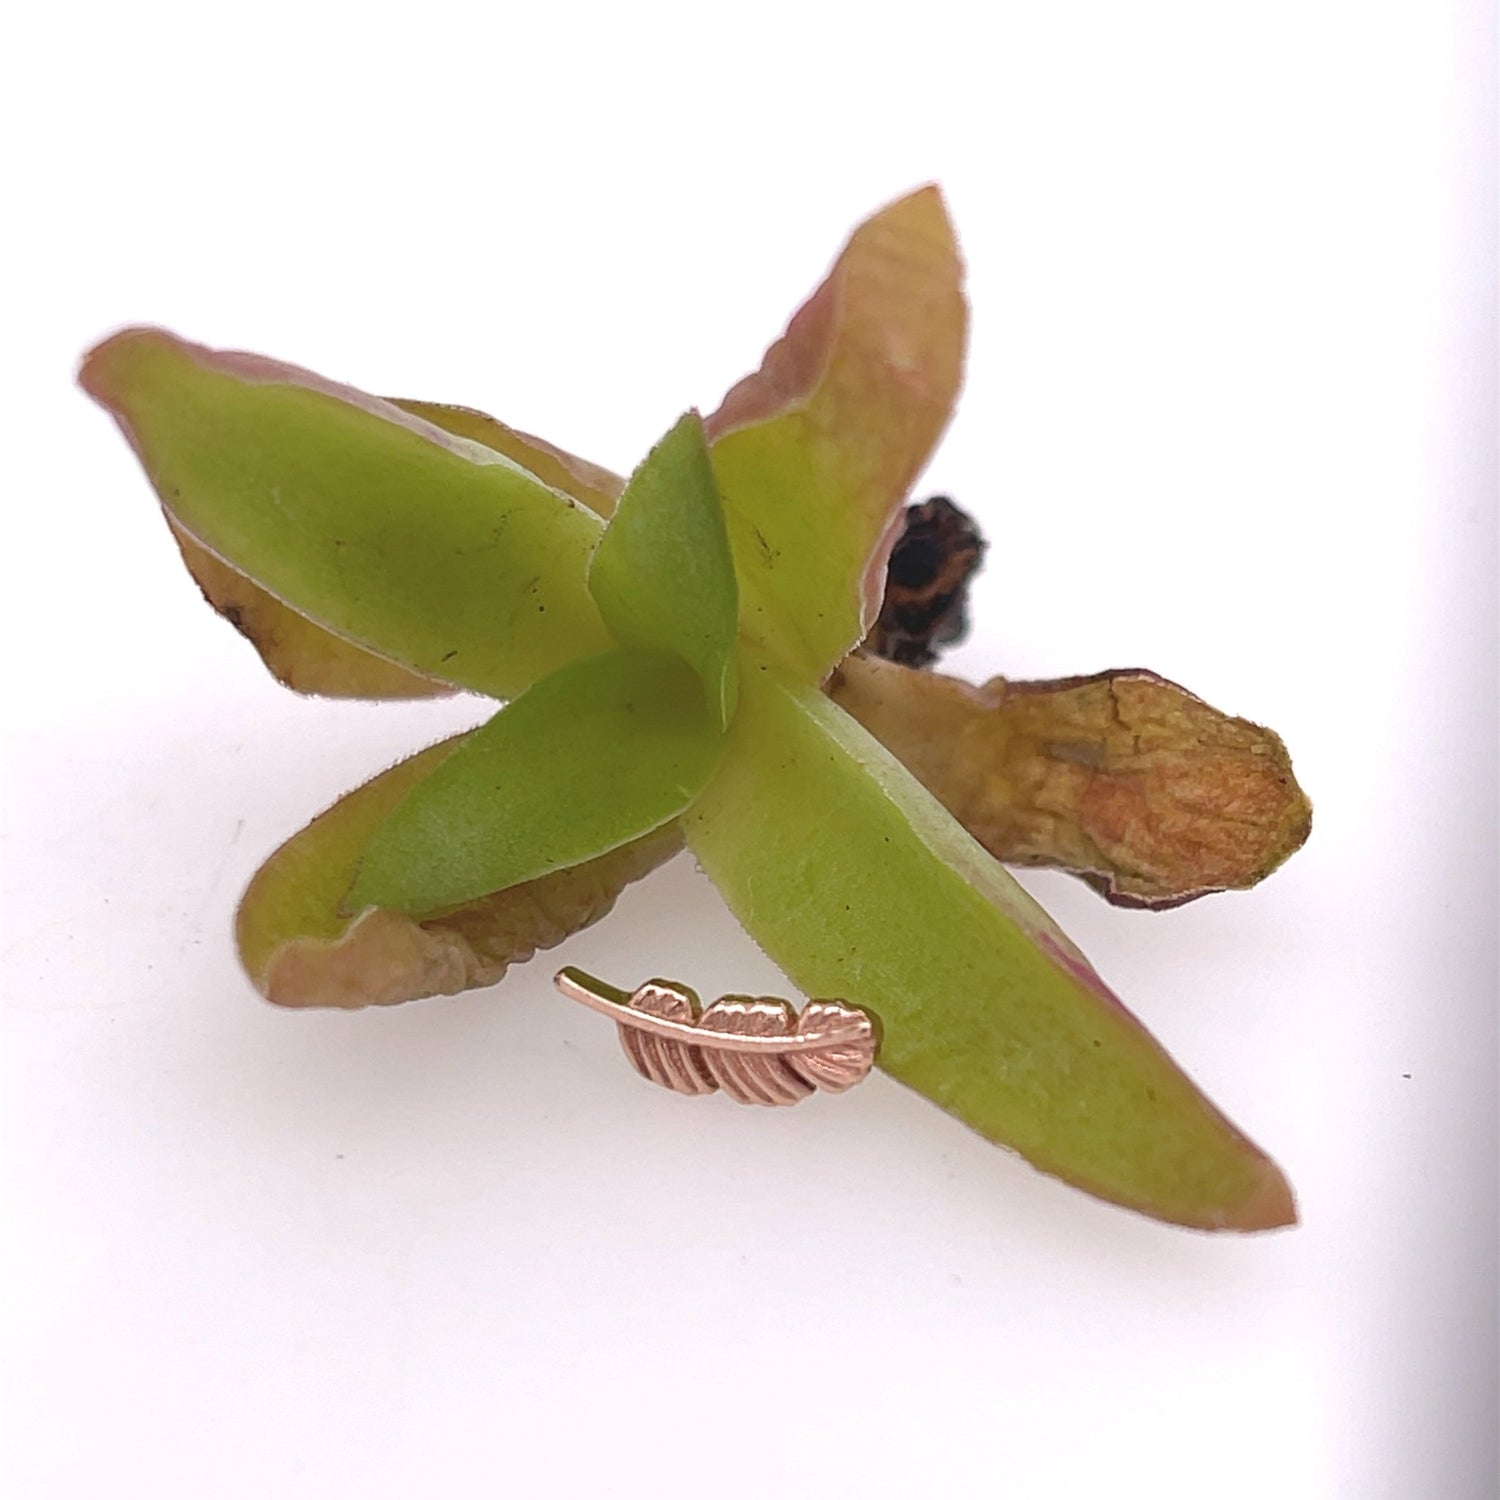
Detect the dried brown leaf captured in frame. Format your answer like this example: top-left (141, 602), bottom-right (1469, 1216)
top-left (830, 653), bottom-right (1312, 908)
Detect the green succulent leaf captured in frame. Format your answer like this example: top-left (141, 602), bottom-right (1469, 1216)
top-left (683, 661), bottom-right (1295, 1232)
top-left (235, 733), bottom-right (681, 1009)
top-left (392, 398), bottom-right (623, 520)
top-left (154, 395), bottom-right (623, 701)
top-left (166, 517), bottom-right (456, 699)
top-left (79, 328), bottom-right (612, 700)
top-left (704, 186), bottom-right (966, 683)
top-left (588, 411), bottom-right (739, 728)
top-left (348, 646), bottom-right (724, 916)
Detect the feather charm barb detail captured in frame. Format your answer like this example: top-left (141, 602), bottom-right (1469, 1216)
top-left (553, 967), bottom-right (879, 1106)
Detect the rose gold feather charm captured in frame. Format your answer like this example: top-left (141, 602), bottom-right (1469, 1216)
top-left (553, 967), bottom-right (879, 1106)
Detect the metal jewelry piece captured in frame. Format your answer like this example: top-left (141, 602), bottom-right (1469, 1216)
top-left (553, 967), bottom-right (879, 1106)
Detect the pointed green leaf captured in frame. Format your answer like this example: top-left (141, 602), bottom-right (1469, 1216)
top-left (80, 328), bottom-right (612, 700)
top-left (154, 396), bottom-right (623, 700)
top-left (683, 663), bottom-right (1295, 1231)
top-left (587, 412), bottom-right (739, 727)
top-left (705, 187), bottom-right (966, 682)
top-left (349, 647), bottom-right (723, 916)
top-left (165, 393), bottom-right (636, 703)
top-left (235, 733), bottom-right (681, 1009)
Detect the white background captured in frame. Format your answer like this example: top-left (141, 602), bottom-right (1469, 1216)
top-left (3, 3), bottom-right (1495, 1496)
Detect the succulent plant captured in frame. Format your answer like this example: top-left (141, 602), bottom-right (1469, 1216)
top-left (80, 186), bottom-right (1310, 1232)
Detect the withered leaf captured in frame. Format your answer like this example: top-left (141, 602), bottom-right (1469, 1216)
top-left (830, 653), bottom-right (1312, 908)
